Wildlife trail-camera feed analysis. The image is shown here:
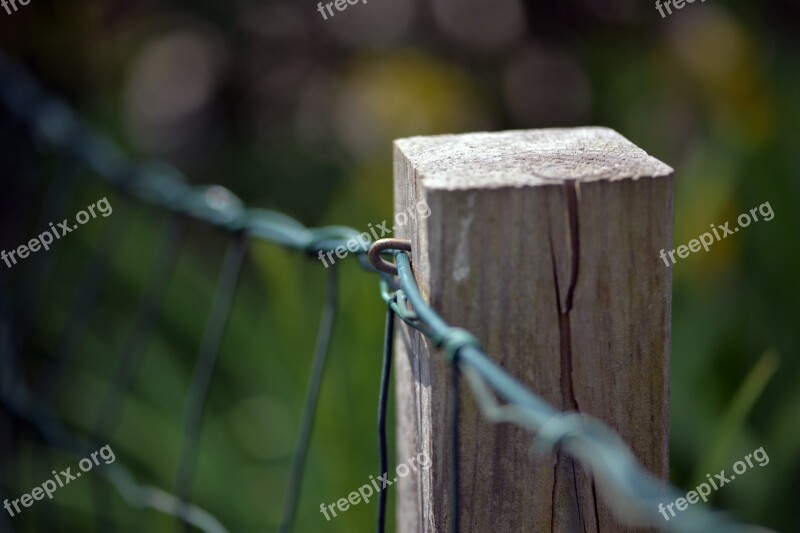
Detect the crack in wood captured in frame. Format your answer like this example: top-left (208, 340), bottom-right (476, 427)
top-left (547, 182), bottom-right (600, 532)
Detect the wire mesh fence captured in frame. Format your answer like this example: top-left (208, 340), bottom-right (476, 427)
top-left (0, 56), bottom-right (774, 533)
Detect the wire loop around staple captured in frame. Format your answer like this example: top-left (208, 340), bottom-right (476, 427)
top-left (368, 238), bottom-right (411, 276)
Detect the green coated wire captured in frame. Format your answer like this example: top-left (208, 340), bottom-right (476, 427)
top-left (377, 305), bottom-right (394, 533)
top-left (279, 264), bottom-right (339, 533)
top-left (0, 297), bottom-right (229, 533)
top-left (385, 251), bottom-right (772, 533)
top-left (176, 234), bottom-right (248, 514)
top-left (0, 56), bottom-right (371, 260)
top-left (0, 55), bottom-right (777, 533)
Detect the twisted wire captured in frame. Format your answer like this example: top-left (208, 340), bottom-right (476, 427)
top-left (0, 56), bottom-right (370, 259)
top-left (0, 55), bottom-right (775, 533)
top-left (387, 251), bottom-right (771, 533)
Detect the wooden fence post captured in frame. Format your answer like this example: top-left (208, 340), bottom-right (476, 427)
top-left (393, 128), bottom-right (674, 532)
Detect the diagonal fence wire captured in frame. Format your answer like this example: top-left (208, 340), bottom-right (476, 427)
top-left (375, 250), bottom-right (774, 533)
top-left (0, 54), bottom-right (776, 533)
top-left (0, 286), bottom-right (229, 533)
top-left (176, 233), bottom-right (248, 512)
top-left (94, 215), bottom-right (185, 442)
top-left (0, 55), bottom-right (369, 532)
top-left (279, 264), bottom-right (339, 533)
top-left (90, 215), bottom-right (185, 532)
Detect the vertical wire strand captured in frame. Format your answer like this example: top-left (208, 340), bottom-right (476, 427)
top-left (90, 215), bottom-right (184, 532)
top-left (29, 186), bottom-right (124, 529)
top-left (175, 233), bottom-right (248, 515)
top-left (278, 264), bottom-right (338, 533)
top-left (377, 306), bottom-right (395, 533)
top-left (35, 198), bottom-right (128, 397)
top-left (0, 287), bottom-right (72, 532)
top-left (450, 358), bottom-right (460, 533)
top-left (0, 156), bottom-right (69, 533)
top-left (94, 215), bottom-right (184, 439)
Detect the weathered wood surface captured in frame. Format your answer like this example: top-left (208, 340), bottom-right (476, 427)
top-left (393, 128), bottom-right (673, 532)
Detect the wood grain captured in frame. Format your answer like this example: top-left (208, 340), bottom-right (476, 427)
top-left (393, 128), bottom-right (673, 532)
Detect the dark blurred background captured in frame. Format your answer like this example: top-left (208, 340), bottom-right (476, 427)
top-left (0, 0), bottom-right (798, 531)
